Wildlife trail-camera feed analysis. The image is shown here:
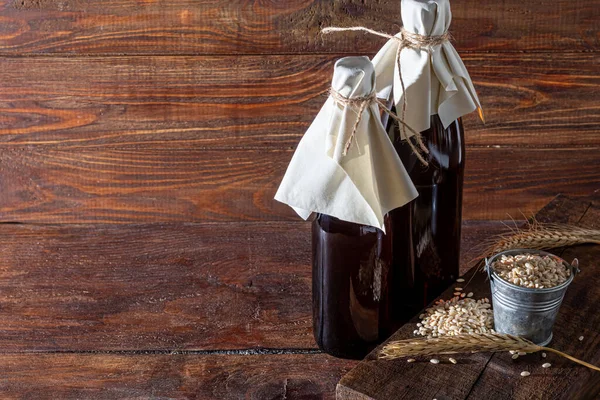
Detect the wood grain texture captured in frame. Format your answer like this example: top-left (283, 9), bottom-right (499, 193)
top-left (0, 220), bottom-right (507, 351)
top-left (0, 54), bottom-right (599, 150)
top-left (1, 145), bottom-right (598, 223)
top-left (0, 0), bottom-right (598, 55)
top-left (0, 222), bottom-right (314, 351)
top-left (337, 194), bottom-right (598, 400)
top-left (462, 148), bottom-right (600, 221)
top-left (0, 352), bottom-right (356, 400)
top-left (463, 52), bottom-right (600, 147)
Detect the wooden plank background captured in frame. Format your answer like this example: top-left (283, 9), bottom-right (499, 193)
top-left (0, 0), bottom-right (598, 54)
top-left (0, 0), bottom-right (598, 398)
top-left (0, 219), bottom-right (509, 398)
top-left (0, 2), bottom-right (599, 222)
top-left (0, 220), bottom-right (507, 352)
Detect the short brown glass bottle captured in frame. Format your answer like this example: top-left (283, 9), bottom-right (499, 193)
top-left (312, 214), bottom-right (395, 359)
top-left (386, 114), bottom-right (465, 321)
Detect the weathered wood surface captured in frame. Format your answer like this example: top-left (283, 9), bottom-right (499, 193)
top-left (337, 194), bottom-right (600, 400)
top-left (1, 53), bottom-right (598, 222)
top-left (1, 53), bottom-right (598, 223)
top-left (0, 352), bottom-right (356, 400)
top-left (0, 220), bottom-right (506, 351)
top-left (0, 0), bottom-right (598, 55)
top-left (0, 54), bottom-right (598, 150)
top-left (1, 145), bottom-right (597, 223)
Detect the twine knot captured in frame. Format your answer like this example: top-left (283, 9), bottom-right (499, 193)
top-left (322, 26), bottom-right (451, 165)
top-left (395, 27), bottom-right (451, 50)
top-left (329, 88), bottom-right (428, 165)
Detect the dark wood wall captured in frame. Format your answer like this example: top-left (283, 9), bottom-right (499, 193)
top-left (0, 1), bottom-right (598, 397)
top-left (0, 0), bottom-right (598, 223)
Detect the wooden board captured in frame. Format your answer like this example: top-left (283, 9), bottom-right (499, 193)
top-left (337, 194), bottom-right (600, 400)
top-left (0, 0), bottom-right (598, 55)
top-left (465, 201), bottom-right (600, 399)
top-left (1, 145), bottom-right (598, 223)
top-left (0, 220), bottom-right (508, 351)
top-left (0, 352), bottom-right (356, 400)
top-left (0, 53), bottom-right (598, 150)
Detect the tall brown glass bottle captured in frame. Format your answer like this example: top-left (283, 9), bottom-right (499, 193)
top-left (386, 114), bottom-right (465, 322)
top-left (312, 214), bottom-right (396, 359)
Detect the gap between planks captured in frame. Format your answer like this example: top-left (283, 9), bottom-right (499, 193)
top-left (0, 348), bottom-right (322, 356)
top-left (1, 144), bottom-right (598, 151)
top-left (0, 50), bottom-right (598, 58)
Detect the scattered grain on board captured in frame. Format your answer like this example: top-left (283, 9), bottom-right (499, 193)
top-left (467, 292), bottom-right (474, 297)
top-left (521, 371), bottom-right (531, 377)
top-left (430, 358), bottom-right (440, 364)
top-left (579, 336), bottom-right (584, 341)
top-left (542, 352), bottom-right (547, 358)
top-left (449, 358), bottom-right (457, 364)
top-left (512, 354), bottom-right (519, 359)
top-left (415, 297), bottom-right (493, 338)
top-left (542, 363), bottom-right (551, 368)
top-left (491, 253), bottom-right (570, 289)
top-left (407, 358), bottom-right (416, 363)
top-left (456, 278), bottom-right (465, 283)
top-left (455, 287), bottom-right (463, 291)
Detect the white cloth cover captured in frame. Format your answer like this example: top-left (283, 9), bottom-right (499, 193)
top-left (372, 0), bottom-right (483, 133)
top-left (274, 56), bottom-right (418, 232)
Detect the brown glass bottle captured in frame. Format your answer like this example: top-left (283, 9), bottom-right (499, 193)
top-left (386, 114), bottom-right (465, 322)
top-left (312, 214), bottom-right (395, 359)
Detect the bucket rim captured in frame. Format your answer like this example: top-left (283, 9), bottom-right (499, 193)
top-left (486, 248), bottom-right (575, 293)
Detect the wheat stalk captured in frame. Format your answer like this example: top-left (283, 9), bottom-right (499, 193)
top-left (486, 223), bottom-right (600, 256)
top-left (380, 333), bottom-right (600, 372)
top-left (380, 333), bottom-right (538, 358)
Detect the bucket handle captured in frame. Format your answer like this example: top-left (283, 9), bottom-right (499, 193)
top-left (571, 258), bottom-right (580, 274)
top-left (484, 258), bottom-right (500, 296)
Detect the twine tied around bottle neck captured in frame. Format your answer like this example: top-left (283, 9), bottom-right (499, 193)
top-left (329, 88), bottom-right (428, 165)
top-left (323, 26), bottom-right (452, 165)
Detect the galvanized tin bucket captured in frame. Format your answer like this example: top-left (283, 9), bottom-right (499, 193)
top-left (486, 249), bottom-right (579, 346)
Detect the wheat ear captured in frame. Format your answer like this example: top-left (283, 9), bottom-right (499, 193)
top-left (380, 333), bottom-right (600, 372)
top-left (487, 223), bottom-right (600, 256)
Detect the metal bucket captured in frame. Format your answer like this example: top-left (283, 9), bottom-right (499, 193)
top-left (486, 249), bottom-right (579, 346)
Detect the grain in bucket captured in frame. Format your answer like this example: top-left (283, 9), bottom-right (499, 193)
top-left (485, 249), bottom-right (579, 346)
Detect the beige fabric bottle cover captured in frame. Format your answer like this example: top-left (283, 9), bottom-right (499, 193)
top-left (373, 0), bottom-right (484, 134)
top-left (274, 56), bottom-right (418, 232)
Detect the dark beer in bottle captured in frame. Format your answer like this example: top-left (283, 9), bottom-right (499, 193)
top-left (386, 115), bottom-right (465, 321)
top-left (312, 214), bottom-right (395, 359)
